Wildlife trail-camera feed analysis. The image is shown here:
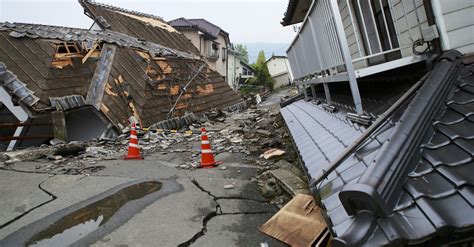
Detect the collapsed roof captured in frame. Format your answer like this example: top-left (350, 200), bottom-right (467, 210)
top-left (79, 0), bottom-right (200, 55)
top-left (0, 1), bottom-right (243, 149)
top-left (281, 51), bottom-right (474, 245)
top-left (0, 22), bottom-right (242, 126)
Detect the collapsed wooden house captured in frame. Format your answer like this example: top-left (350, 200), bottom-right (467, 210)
top-left (0, 4), bottom-right (243, 151)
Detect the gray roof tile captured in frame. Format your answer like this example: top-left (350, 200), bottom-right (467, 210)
top-left (282, 51), bottom-right (474, 246)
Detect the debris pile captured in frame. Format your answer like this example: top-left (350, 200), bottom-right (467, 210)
top-left (0, 103), bottom-right (309, 207)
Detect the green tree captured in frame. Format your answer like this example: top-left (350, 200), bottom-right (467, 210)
top-left (235, 44), bottom-right (249, 64)
top-left (249, 50), bottom-right (274, 90)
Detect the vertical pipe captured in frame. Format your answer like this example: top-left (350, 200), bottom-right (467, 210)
top-left (303, 84), bottom-right (309, 100)
top-left (431, 0), bottom-right (450, 50)
top-left (323, 83), bottom-right (332, 104)
top-left (311, 85), bottom-right (317, 100)
top-left (379, 0), bottom-right (394, 49)
top-left (423, 0), bottom-right (442, 54)
top-left (330, 0), bottom-right (364, 114)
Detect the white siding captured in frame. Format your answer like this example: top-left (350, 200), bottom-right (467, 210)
top-left (437, 0), bottom-right (474, 54)
top-left (266, 57), bottom-right (292, 88)
top-left (273, 73), bottom-right (291, 89)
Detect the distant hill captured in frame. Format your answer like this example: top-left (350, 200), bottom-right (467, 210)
top-left (239, 42), bottom-right (289, 64)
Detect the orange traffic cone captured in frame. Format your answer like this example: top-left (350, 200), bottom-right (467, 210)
top-left (200, 127), bottom-right (219, 168)
top-left (124, 123), bottom-right (144, 160)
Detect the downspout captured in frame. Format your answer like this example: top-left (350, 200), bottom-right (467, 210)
top-left (423, 0), bottom-right (442, 54)
top-left (199, 35), bottom-right (202, 53)
top-left (431, 0), bottom-right (450, 51)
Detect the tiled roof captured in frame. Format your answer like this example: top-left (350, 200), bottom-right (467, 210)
top-left (169, 18), bottom-right (228, 40)
top-left (282, 51), bottom-right (474, 245)
top-left (0, 22), bottom-right (196, 59)
top-left (79, 0), bottom-right (201, 55)
top-left (281, 100), bottom-right (365, 178)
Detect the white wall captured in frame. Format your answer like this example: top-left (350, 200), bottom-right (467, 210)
top-left (433, 0), bottom-right (474, 54)
top-left (177, 29), bottom-right (229, 79)
top-left (266, 57), bottom-right (290, 76)
top-left (273, 73), bottom-right (291, 89)
top-left (226, 51), bottom-right (241, 90)
top-left (266, 57), bottom-right (291, 89)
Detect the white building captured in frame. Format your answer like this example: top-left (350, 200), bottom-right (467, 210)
top-left (227, 48), bottom-right (241, 90)
top-left (265, 55), bottom-right (294, 89)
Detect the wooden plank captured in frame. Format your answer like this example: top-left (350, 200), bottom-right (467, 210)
top-left (0, 34), bottom-right (50, 78)
top-left (86, 44), bottom-right (117, 109)
top-left (259, 194), bottom-right (327, 247)
top-left (82, 42), bottom-right (99, 64)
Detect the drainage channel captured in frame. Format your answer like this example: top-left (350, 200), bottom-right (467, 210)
top-left (0, 179), bottom-right (183, 247)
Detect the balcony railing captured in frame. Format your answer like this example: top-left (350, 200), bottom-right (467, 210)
top-left (207, 49), bottom-right (219, 59)
top-left (287, 0), bottom-right (429, 115)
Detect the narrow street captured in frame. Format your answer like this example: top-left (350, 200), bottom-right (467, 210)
top-left (0, 90), bottom-right (297, 246)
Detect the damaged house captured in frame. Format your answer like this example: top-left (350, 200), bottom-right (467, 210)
top-left (0, 1), bottom-right (243, 151)
top-left (281, 0), bottom-right (474, 246)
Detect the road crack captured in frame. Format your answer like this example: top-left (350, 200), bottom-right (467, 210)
top-left (178, 179), bottom-right (272, 246)
top-left (0, 176), bottom-right (58, 229)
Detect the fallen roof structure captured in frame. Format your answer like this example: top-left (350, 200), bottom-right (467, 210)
top-left (0, 4), bottom-right (243, 150)
top-left (281, 50), bottom-right (474, 245)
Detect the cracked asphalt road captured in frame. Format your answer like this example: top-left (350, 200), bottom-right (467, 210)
top-left (0, 148), bottom-right (287, 246)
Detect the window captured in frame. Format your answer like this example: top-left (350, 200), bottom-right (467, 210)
top-left (54, 42), bottom-right (82, 57)
top-left (221, 48), bottom-right (227, 61)
top-left (206, 41), bottom-right (219, 59)
top-left (353, 0), bottom-right (401, 64)
top-left (51, 42), bottom-right (84, 69)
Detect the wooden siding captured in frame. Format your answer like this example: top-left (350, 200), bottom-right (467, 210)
top-left (82, 1), bottom-right (200, 55)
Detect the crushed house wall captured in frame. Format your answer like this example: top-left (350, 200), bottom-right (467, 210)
top-left (0, 29), bottom-right (242, 127)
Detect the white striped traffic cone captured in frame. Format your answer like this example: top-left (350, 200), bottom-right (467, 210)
top-left (123, 123), bottom-right (143, 160)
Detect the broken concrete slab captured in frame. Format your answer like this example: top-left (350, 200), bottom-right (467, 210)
top-left (270, 169), bottom-right (309, 196)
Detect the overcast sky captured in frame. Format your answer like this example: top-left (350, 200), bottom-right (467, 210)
top-left (0, 0), bottom-right (296, 44)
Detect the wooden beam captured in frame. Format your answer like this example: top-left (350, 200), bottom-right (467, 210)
top-left (86, 44), bottom-right (117, 110)
top-left (82, 42), bottom-right (99, 64)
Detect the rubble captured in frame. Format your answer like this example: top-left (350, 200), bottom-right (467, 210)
top-left (260, 148), bottom-right (286, 160)
top-left (0, 95), bottom-right (308, 209)
top-left (223, 184), bottom-right (235, 190)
